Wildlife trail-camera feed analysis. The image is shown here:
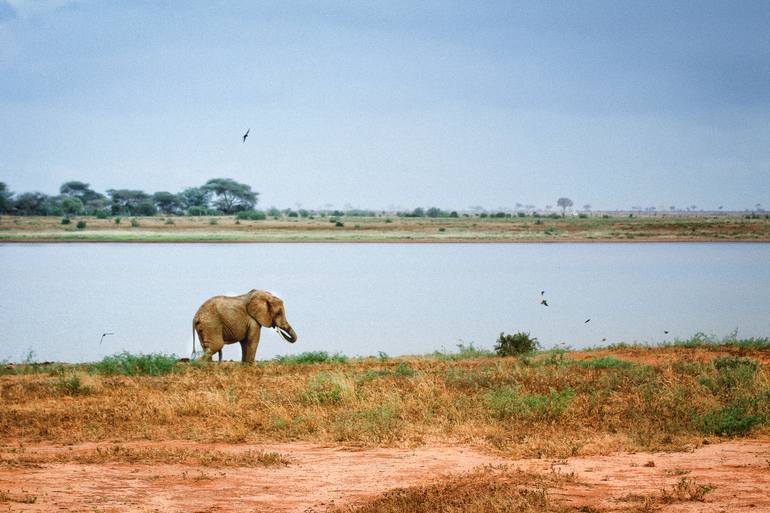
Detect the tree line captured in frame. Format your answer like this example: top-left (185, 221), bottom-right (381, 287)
top-left (0, 178), bottom-right (258, 216)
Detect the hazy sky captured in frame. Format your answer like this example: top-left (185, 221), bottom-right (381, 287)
top-left (1, 1), bottom-right (768, 210)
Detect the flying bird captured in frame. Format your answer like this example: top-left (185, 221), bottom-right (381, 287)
top-left (584, 319), bottom-right (591, 324)
top-left (664, 330), bottom-right (669, 334)
top-left (99, 332), bottom-right (115, 344)
top-left (540, 299), bottom-right (549, 307)
top-left (242, 128), bottom-right (250, 143)
top-left (540, 290), bottom-right (545, 296)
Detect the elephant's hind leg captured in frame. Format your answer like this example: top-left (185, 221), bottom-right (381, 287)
top-left (198, 329), bottom-right (225, 362)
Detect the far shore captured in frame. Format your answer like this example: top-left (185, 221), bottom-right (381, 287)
top-left (1, 214), bottom-right (769, 243)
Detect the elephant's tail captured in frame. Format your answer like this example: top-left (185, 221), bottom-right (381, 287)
top-left (192, 322), bottom-right (197, 356)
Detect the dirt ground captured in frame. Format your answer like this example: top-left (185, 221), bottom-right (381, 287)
top-left (1, 439), bottom-right (768, 512)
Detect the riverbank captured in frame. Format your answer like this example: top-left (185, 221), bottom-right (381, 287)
top-left (2, 343), bottom-right (769, 511)
top-left (1, 214), bottom-right (769, 242)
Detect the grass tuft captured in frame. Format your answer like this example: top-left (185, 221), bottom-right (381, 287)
top-left (88, 351), bottom-right (178, 376)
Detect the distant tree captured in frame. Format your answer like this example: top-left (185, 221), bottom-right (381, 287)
top-left (107, 189), bottom-right (152, 216)
top-left (152, 191), bottom-right (181, 214)
top-left (669, 205), bottom-right (676, 212)
top-left (14, 192), bottom-right (49, 215)
top-left (583, 204), bottom-right (591, 212)
top-left (134, 200), bottom-right (158, 216)
top-left (61, 196), bottom-right (84, 215)
top-left (60, 181), bottom-right (104, 205)
top-left (556, 197), bottom-right (573, 217)
top-left (201, 178), bottom-right (258, 214)
top-left (178, 187), bottom-right (211, 210)
top-left (0, 182), bottom-right (13, 213)
top-left (411, 207), bottom-right (425, 217)
top-left (426, 207), bottom-right (445, 218)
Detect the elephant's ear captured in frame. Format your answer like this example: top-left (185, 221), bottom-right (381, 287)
top-left (247, 291), bottom-right (272, 327)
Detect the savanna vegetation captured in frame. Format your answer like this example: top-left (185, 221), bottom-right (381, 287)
top-left (2, 211), bottom-right (770, 242)
top-left (2, 337), bottom-right (768, 457)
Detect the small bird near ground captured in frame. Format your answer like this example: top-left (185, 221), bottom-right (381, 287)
top-left (540, 299), bottom-right (549, 307)
top-left (99, 332), bottom-right (114, 344)
top-left (242, 128), bottom-right (250, 143)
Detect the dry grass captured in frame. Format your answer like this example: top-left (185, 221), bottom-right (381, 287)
top-left (0, 445), bottom-right (289, 468)
top-left (1, 346), bottom-right (768, 457)
top-left (1, 214), bottom-right (768, 241)
top-left (328, 465), bottom-right (576, 513)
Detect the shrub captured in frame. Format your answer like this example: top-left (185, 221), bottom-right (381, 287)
top-left (698, 400), bottom-right (766, 436)
top-left (494, 332), bottom-right (539, 356)
top-left (335, 221), bottom-right (344, 227)
top-left (76, 220), bottom-right (87, 230)
top-left (235, 210), bottom-right (267, 221)
top-left (95, 210), bottom-right (109, 219)
top-left (130, 218), bottom-right (140, 227)
top-left (699, 356), bottom-right (759, 397)
top-left (274, 351), bottom-right (348, 365)
top-left (209, 218), bottom-right (218, 225)
top-left (486, 386), bottom-right (575, 420)
top-left (164, 218), bottom-right (175, 225)
top-left (114, 217), bottom-right (121, 224)
top-left (187, 206), bottom-right (207, 216)
top-left (433, 343), bottom-right (492, 360)
top-left (89, 352), bottom-right (177, 376)
top-left (301, 372), bottom-right (352, 405)
top-left (580, 356), bottom-right (633, 369)
top-left (53, 370), bottom-right (92, 396)
top-left (61, 217), bottom-right (71, 225)
top-left (394, 361), bottom-right (416, 377)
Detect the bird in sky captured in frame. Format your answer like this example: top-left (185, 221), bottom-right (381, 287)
top-left (242, 128), bottom-right (250, 143)
top-left (664, 330), bottom-right (669, 334)
top-left (99, 332), bottom-right (115, 344)
top-left (540, 290), bottom-right (545, 296)
top-left (584, 318), bottom-right (591, 323)
top-left (540, 299), bottom-right (549, 307)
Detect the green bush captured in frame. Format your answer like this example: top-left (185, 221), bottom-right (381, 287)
top-left (580, 356), bottom-right (633, 369)
top-left (54, 370), bottom-right (91, 396)
top-left (130, 218), bottom-right (140, 227)
top-left (335, 221), bottom-right (344, 227)
top-left (494, 332), bottom-right (539, 356)
top-left (486, 386), bottom-right (575, 420)
top-left (235, 209), bottom-right (267, 221)
top-left (114, 217), bottom-right (121, 224)
top-left (95, 210), bottom-right (109, 219)
top-left (699, 356), bottom-right (759, 397)
top-left (61, 217), bottom-right (71, 225)
top-left (76, 220), bottom-right (87, 230)
top-left (394, 361), bottom-right (416, 377)
top-left (274, 351), bottom-right (348, 365)
top-left (433, 342), bottom-right (492, 360)
top-left (164, 218), bottom-right (175, 225)
top-left (698, 400), bottom-right (766, 436)
top-left (89, 352), bottom-right (178, 376)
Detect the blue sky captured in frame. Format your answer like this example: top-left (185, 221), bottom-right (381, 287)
top-left (1, 1), bottom-right (768, 210)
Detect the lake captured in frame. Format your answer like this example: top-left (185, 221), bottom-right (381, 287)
top-left (0, 243), bottom-right (768, 363)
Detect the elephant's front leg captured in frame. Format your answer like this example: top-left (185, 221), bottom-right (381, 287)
top-left (241, 325), bottom-right (261, 363)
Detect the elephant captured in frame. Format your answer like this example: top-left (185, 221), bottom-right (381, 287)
top-left (192, 289), bottom-right (297, 362)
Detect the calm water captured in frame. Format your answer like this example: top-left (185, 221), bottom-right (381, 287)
top-left (0, 243), bottom-right (768, 363)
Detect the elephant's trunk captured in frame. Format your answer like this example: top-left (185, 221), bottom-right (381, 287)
top-left (277, 325), bottom-right (297, 343)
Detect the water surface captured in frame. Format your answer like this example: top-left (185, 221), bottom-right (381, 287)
top-left (0, 243), bottom-right (768, 363)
